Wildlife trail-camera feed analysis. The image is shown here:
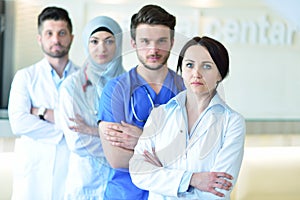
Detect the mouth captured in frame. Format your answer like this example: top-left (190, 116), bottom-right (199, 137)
top-left (147, 55), bottom-right (161, 62)
top-left (98, 55), bottom-right (108, 59)
top-left (191, 81), bottom-right (204, 86)
top-left (52, 45), bottom-right (63, 51)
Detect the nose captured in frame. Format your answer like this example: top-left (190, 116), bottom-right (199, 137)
top-left (51, 33), bottom-right (60, 43)
top-left (97, 41), bottom-right (107, 52)
top-left (192, 67), bottom-right (202, 78)
top-left (148, 41), bottom-right (159, 53)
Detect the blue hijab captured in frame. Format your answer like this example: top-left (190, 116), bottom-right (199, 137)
top-left (82, 16), bottom-right (125, 89)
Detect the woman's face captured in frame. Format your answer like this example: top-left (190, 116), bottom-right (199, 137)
top-left (182, 45), bottom-right (222, 96)
top-left (88, 31), bottom-right (116, 64)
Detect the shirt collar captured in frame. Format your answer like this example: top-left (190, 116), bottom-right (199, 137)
top-left (167, 90), bottom-right (226, 112)
top-left (50, 60), bottom-right (71, 89)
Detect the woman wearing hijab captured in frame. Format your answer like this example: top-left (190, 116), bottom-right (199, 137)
top-left (58, 16), bottom-right (125, 199)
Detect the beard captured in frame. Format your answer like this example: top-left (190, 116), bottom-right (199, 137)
top-left (137, 51), bottom-right (170, 71)
top-left (41, 43), bottom-right (71, 58)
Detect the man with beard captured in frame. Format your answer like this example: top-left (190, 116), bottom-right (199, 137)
top-left (8, 6), bottom-right (78, 200)
top-left (96, 4), bottom-right (185, 200)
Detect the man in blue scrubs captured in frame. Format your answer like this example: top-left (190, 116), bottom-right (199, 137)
top-left (97, 4), bottom-right (185, 200)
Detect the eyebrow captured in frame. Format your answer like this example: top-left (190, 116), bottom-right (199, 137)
top-left (90, 35), bottom-right (114, 40)
top-left (183, 59), bottom-right (195, 63)
top-left (139, 37), bottom-right (168, 40)
top-left (202, 61), bottom-right (214, 64)
top-left (183, 59), bottom-right (214, 65)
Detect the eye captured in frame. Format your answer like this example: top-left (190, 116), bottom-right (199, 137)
top-left (59, 30), bottom-right (66, 36)
top-left (158, 38), bottom-right (167, 44)
top-left (45, 31), bottom-right (52, 37)
top-left (203, 64), bottom-right (212, 70)
top-left (105, 39), bottom-right (115, 45)
top-left (185, 62), bottom-right (194, 68)
top-left (141, 39), bottom-right (149, 44)
top-left (89, 39), bottom-right (98, 45)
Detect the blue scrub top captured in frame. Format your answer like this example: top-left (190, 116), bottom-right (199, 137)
top-left (98, 67), bottom-right (185, 200)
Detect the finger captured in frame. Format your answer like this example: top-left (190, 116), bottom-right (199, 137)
top-left (216, 172), bottom-right (233, 180)
top-left (101, 122), bottom-right (121, 132)
top-left (104, 131), bottom-right (124, 138)
top-left (120, 121), bottom-right (130, 127)
top-left (69, 126), bottom-right (78, 132)
top-left (144, 150), bottom-right (162, 167)
top-left (105, 136), bottom-right (120, 143)
top-left (143, 152), bottom-right (159, 166)
top-left (69, 117), bottom-right (75, 122)
top-left (152, 147), bottom-right (157, 156)
top-left (151, 148), bottom-right (162, 166)
top-left (216, 178), bottom-right (232, 188)
top-left (143, 151), bottom-right (156, 162)
top-left (75, 113), bottom-right (83, 120)
top-left (208, 187), bottom-right (225, 197)
top-left (143, 154), bottom-right (157, 165)
top-left (212, 182), bottom-right (231, 191)
top-left (111, 141), bottom-right (122, 147)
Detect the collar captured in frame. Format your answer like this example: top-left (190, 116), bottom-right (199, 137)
top-left (166, 90), bottom-right (226, 113)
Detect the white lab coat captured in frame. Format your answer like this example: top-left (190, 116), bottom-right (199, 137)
top-left (58, 69), bottom-right (112, 199)
top-left (8, 58), bottom-right (78, 200)
top-left (129, 91), bottom-right (246, 200)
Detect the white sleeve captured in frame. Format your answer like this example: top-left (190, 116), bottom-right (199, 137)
top-left (211, 112), bottom-right (246, 198)
top-left (129, 107), bottom-right (186, 197)
top-left (58, 82), bottom-right (102, 157)
top-left (8, 70), bottom-right (62, 144)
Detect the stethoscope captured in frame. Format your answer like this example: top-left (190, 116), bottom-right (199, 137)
top-left (82, 66), bottom-right (92, 92)
top-left (81, 65), bottom-right (98, 115)
top-left (130, 85), bottom-right (154, 122)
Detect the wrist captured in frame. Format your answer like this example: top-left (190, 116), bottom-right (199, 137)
top-left (38, 106), bottom-right (47, 120)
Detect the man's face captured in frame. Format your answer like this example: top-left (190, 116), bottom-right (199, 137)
top-left (38, 20), bottom-right (73, 58)
top-left (132, 24), bottom-right (173, 71)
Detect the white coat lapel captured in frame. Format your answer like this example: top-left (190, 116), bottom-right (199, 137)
top-left (186, 112), bottom-right (218, 155)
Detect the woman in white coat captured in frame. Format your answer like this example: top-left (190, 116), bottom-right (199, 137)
top-left (58, 16), bottom-right (125, 199)
top-left (129, 36), bottom-right (246, 200)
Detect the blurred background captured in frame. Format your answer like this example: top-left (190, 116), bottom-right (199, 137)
top-left (0, 0), bottom-right (299, 200)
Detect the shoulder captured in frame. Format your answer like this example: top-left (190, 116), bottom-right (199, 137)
top-left (104, 69), bottom-right (134, 91)
top-left (60, 71), bottom-right (81, 91)
top-left (213, 96), bottom-right (245, 128)
top-left (152, 91), bottom-right (185, 117)
top-left (167, 69), bottom-right (185, 91)
top-left (13, 61), bottom-right (41, 80)
top-left (68, 60), bottom-right (80, 72)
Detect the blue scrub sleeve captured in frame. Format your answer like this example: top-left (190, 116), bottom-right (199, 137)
top-left (97, 79), bottom-right (125, 123)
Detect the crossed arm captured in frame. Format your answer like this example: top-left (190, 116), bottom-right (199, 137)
top-left (143, 148), bottom-right (233, 198)
top-left (98, 121), bottom-right (143, 168)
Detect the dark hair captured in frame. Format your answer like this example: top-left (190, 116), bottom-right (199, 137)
top-left (177, 36), bottom-right (229, 80)
top-left (130, 4), bottom-right (176, 40)
top-left (38, 6), bottom-right (72, 34)
top-left (91, 27), bottom-right (113, 36)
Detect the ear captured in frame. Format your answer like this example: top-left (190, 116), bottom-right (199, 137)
top-left (131, 39), bottom-right (136, 48)
top-left (170, 38), bottom-right (174, 49)
top-left (37, 34), bottom-right (42, 46)
top-left (70, 34), bottom-right (74, 44)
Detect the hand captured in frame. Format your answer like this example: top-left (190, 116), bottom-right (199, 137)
top-left (143, 147), bottom-right (163, 167)
top-left (31, 107), bottom-right (38, 116)
top-left (190, 172), bottom-right (233, 197)
top-left (99, 121), bottom-right (142, 150)
top-left (69, 114), bottom-right (98, 136)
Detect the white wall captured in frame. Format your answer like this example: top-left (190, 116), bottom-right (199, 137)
top-left (9, 0), bottom-right (300, 120)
